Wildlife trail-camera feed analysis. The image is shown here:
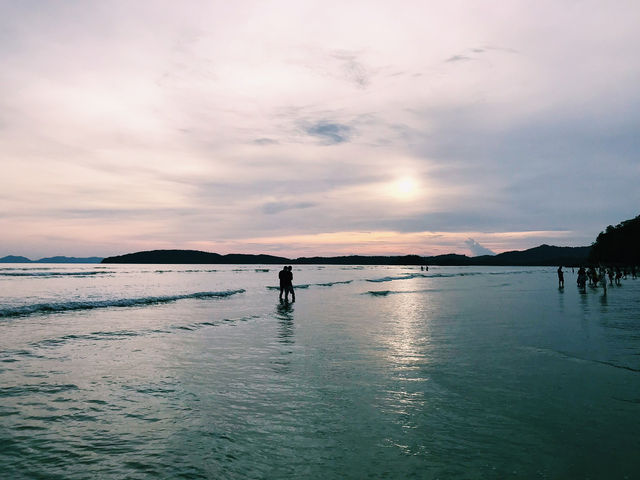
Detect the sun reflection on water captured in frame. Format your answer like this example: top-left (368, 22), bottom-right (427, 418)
top-left (370, 281), bottom-right (442, 442)
top-left (380, 287), bottom-right (435, 373)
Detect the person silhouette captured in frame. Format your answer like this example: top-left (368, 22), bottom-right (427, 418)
top-left (278, 266), bottom-right (287, 301)
top-left (577, 266), bottom-right (587, 290)
top-left (557, 266), bottom-right (564, 288)
top-left (285, 266), bottom-right (295, 302)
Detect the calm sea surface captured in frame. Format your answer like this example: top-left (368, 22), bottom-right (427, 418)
top-left (1, 264), bottom-right (639, 479)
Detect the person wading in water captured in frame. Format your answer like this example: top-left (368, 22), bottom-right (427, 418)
top-left (278, 266), bottom-right (287, 301)
top-left (278, 266), bottom-right (295, 302)
top-left (557, 266), bottom-right (564, 288)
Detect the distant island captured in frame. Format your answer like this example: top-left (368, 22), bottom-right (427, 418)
top-left (0, 255), bottom-right (103, 264)
top-left (101, 245), bottom-right (592, 266)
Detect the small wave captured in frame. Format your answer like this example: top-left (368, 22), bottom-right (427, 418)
top-left (364, 271), bottom-right (499, 282)
top-left (365, 273), bottom-right (426, 283)
top-left (364, 288), bottom-right (443, 296)
top-left (154, 269), bottom-right (218, 273)
top-left (266, 284), bottom-right (311, 290)
top-left (315, 280), bottom-right (353, 287)
top-left (0, 383), bottom-right (79, 397)
top-left (266, 280), bottom-right (350, 290)
top-left (0, 271), bottom-right (113, 277)
top-left (0, 290), bottom-right (245, 318)
top-left (0, 267), bottom-right (55, 271)
top-left (28, 315), bottom-right (260, 351)
top-left (365, 290), bottom-right (392, 296)
top-left (31, 330), bottom-right (144, 349)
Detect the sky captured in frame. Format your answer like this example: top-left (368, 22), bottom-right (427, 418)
top-left (2, 0), bottom-right (639, 258)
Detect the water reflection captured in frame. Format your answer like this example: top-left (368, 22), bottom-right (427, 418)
top-left (599, 292), bottom-right (608, 310)
top-left (275, 302), bottom-right (294, 345)
top-left (557, 286), bottom-right (565, 312)
top-left (369, 288), bottom-right (436, 445)
top-left (381, 292), bottom-right (432, 370)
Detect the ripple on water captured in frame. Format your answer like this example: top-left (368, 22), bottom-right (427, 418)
top-left (0, 383), bottom-right (79, 397)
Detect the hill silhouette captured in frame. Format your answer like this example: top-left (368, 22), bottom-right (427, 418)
top-left (589, 214), bottom-right (640, 265)
top-left (102, 246), bottom-right (590, 266)
top-left (468, 245), bottom-right (591, 266)
top-left (0, 255), bottom-right (103, 263)
top-left (102, 250), bottom-right (291, 264)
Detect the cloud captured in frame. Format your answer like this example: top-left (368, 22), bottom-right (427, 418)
top-left (262, 201), bottom-right (316, 215)
top-left (304, 121), bottom-right (353, 144)
top-left (446, 54), bottom-right (471, 63)
top-left (464, 238), bottom-right (496, 256)
top-left (253, 138), bottom-right (278, 145)
top-left (331, 51), bottom-right (371, 88)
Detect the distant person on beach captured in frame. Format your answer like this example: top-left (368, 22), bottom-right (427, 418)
top-left (557, 266), bottom-right (564, 288)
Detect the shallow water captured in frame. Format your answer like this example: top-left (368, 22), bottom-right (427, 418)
top-left (1, 264), bottom-right (639, 479)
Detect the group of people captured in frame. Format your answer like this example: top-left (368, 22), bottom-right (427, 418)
top-left (559, 265), bottom-right (638, 292)
top-left (278, 266), bottom-right (295, 302)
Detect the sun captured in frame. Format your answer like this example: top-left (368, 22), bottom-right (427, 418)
top-left (393, 177), bottom-right (418, 199)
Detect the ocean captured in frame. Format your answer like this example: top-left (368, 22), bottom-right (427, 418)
top-left (1, 264), bottom-right (639, 479)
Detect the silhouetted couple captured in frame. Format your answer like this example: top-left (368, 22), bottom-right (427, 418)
top-left (278, 266), bottom-right (295, 302)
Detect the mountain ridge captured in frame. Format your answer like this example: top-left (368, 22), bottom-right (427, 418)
top-left (100, 245), bottom-right (591, 266)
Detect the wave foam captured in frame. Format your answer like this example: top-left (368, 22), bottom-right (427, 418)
top-left (365, 273), bottom-right (428, 282)
top-left (266, 280), bottom-right (351, 290)
top-left (0, 290), bottom-right (245, 318)
top-left (0, 271), bottom-right (113, 277)
top-left (364, 288), bottom-right (443, 296)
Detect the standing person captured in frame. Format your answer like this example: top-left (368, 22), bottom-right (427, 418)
top-left (557, 266), bottom-right (564, 288)
top-left (577, 267), bottom-right (587, 290)
top-left (278, 266), bottom-right (287, 301)
top-left (615, 267), bottom-right (622, 286)
top-left (285, 266), bottom-right (295, 302)
top-left (599, 267), bottom-right (607, 294)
